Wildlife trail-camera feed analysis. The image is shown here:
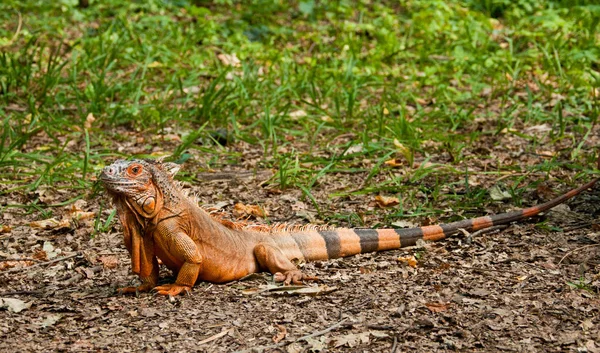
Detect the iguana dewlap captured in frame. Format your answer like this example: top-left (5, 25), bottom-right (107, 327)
top-left (100, 159), bottom-right (598, 296)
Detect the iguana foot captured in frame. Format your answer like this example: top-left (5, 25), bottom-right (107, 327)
top-left (274, 271), bottom-right (319, 285)
top-left (153, 284), bottom-right (192, 296)
top-left (117, 283), bottom-right (154, 295)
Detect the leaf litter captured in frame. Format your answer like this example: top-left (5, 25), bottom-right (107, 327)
top-left (3, 140), bottom-right (599, 352)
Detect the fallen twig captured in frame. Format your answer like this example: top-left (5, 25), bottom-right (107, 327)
top-left (0, 290), bottom-right (43, 296)
top-left (558, 244), bottom-right (600, 265)
top-left (0, 253), bottom-right (80, 275)
top-left (233, 318), bottom-right (348, 353)
top-left (391, 335), bottom-right (398, 353)
top-left (0, 258), bottom-right (40, 262)
top-left (199, 328), bottom-right (234, 345)
top-left (561, 222), bottom-right (594, 232)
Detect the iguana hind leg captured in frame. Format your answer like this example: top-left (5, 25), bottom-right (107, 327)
top-left (254, 243), bottom-right (318, 285)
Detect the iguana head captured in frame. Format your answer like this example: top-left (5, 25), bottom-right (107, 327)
top-left (100, 159), bottom-right (181, 218)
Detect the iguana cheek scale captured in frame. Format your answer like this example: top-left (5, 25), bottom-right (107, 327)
top-left (100, 158), bottom-right (598, 296)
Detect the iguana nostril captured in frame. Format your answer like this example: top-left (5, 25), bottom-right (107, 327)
top-left (104, 166), bottom-right (115, 175)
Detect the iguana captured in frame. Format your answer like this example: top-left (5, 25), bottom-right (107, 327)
top-left (100, 159), bottom-right (598, 296)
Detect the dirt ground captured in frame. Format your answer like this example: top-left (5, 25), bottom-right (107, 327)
top-left (1, 134), bottom-right (600, 352)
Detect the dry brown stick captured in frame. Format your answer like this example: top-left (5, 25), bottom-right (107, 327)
top-left (0, 253), bottom-right (80, 275)
top-left (391, 336), bottom-right (398, 353)
top-left (233, 318), bottom-right (348, 353)
top-left (198, 328), bottom-right (234, 345)
top-left (0, 290), bottom-right (43, 296)
top-left (558, 244), bottom-right (600, 265)
top-left (562, 222), bottom-right (594, 232)
top-left (0, 258), bottom-right (40, 262)
top-left (295, 318), bottom-right (348, 342)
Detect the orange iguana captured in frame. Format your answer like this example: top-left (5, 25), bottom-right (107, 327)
top-left (100, 159), bottom-right (598, 296)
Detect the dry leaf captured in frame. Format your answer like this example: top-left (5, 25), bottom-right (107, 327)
top-left (98, 255), bottom-right (118, 269)
top-left (33, 249), bottom-right (47, 261)
top-left (343, 144), bottom-right (363, 155)
top-left (84, 113), bottom-right (95, 130)
top-left (147, 61), bottom-right (163, 68)
top-left (70, 200), bottom-right (87, 212)
top-left (39, 314), bottom-right (62, 328)
top-left (30, 218), bottom-right (70, 230)
top-left (384, 158), bottom-right (404, 167)
top-left (580, 319), bottom-right (594, 331)
top-left (182, 86), bottom-right (201, 94)
top-left (161, 134), bottom-right (181, 142)
top-left (374, 195), bottom-right (399, 207)
top-left (0, 298), bottom-right (31, 313)
top-left (391, 220), bottom-right (418, 228)
top-left (272, 324), bottom-right (287, 343)
top-left (392, 139), bottom-right (414, 167)
top-left (330, 332), bottom-right (370, 348)
top-left (536, 183), bottom-right (554, 201)
top-left (488, 185), bottom-right (511, 201)
top-left (304, 337), bottom-right (326, 351)
top-left (0, 260), bottom-right (35, 271)
top-left (217, 53), bottom-right (241, 67)
top-left (43, 241), bottom-right (61, 259)
top-left (516, 275), bottom-right (528, 282)
top-left (425, 302), bottom-right (450, 313)
top-left (397, 255), bottom-right (418, 267)
top-left (289, 110), bottom-right (307, 119)
top-left (70, 211), bottom-right (96, 221)
top-left (0, 225), bottom-right (11, 234)
top-left (36, 187), bottom-right (55, 204)
top-left (233, 203), bottom-right (268, 218)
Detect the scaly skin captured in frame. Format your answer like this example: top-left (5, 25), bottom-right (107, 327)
top-left (100, 159), bottom-right (598, 296)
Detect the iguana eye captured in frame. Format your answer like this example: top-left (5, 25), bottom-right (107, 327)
top-left (128, 165), bottom-right (143, 176)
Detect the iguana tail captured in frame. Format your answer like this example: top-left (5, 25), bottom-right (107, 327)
top-left (272, 178), bottom-right (598, 262)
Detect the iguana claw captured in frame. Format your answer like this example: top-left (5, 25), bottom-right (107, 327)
top-left (153, 284), bottom-right (192, 296)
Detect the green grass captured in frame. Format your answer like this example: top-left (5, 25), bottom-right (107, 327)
top-left (1, 0), bottom-right (599, 223)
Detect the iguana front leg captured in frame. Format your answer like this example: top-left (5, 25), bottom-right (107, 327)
top-left (153, 223), bottom-right (203, 296)
top-left (117, 232), bottom-right (158, 294)
top-left (254, 243), bottom-right (318, 285)
top-left (115, 198), bottom-right (158, 294)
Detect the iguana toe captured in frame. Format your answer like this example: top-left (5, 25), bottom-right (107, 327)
top-left (153, 284), bottom-right (192, 296)
top-left (274, 271), bottom-right (318, 285)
